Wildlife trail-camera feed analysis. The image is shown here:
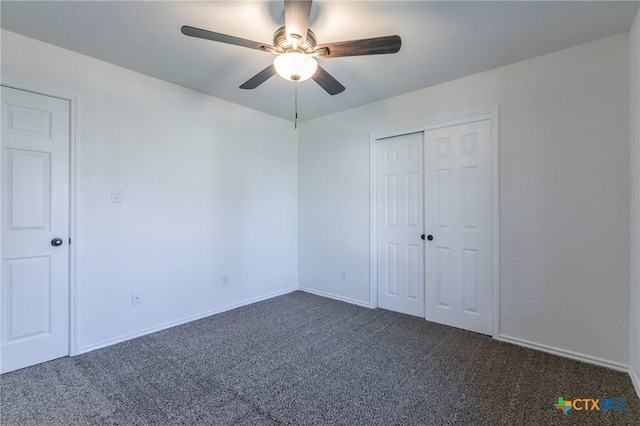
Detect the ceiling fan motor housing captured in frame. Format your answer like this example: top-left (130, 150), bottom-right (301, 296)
top-left (273, 26), bottom-right (317, 53)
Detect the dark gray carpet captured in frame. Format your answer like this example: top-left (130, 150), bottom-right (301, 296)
top-left (1, 291), bottom-right (638, 425)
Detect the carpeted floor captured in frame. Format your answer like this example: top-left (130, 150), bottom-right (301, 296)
top-left (1, 291), bottom-right (638, 425)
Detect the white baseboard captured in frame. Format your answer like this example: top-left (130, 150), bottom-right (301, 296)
top-left (497, 334), bottom-right (628, 373)
top-left (630, 367), bottom-right (640, 398)
top-left (299, 287), bottom-right (372, 308)
top-left (77, 287), bottom-right (297, 355)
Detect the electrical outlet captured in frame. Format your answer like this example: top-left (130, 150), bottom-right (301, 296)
top-left (112, 188), bottom-right (123, 203)
top-left (132, 292), bottom-right (141, 305)
top-left (340, 269), bottom-right (348, 279)
top-left (221, 275), bottom-right (230, 286)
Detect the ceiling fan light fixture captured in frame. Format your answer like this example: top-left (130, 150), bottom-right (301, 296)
top-left (274, 52), bottom-right (317, 82)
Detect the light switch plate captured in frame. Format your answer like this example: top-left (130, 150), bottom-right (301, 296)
top-left (112, 188), bottom-right (123, 203)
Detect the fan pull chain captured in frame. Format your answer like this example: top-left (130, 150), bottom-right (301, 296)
top-left (294, 82), bottom-right (298, 130)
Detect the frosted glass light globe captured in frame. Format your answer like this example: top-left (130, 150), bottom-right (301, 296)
top-left (274, 52), bottom-right (318, 82)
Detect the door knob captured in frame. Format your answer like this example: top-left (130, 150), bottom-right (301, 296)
top-left (427, 235), bottom-right (434, 241)
top-left (51, 238), bottom-right (63, 247)
top-left (421, 234), bottom-right (425, 240)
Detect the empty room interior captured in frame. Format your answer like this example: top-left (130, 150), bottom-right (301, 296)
top-left (2, 0), bottom-right (640, 424)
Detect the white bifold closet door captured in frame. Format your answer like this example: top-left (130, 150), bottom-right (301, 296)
top-left (377, 132), bottom-right (425, 317)
top-left (424, 119), bottom-right (493, 335)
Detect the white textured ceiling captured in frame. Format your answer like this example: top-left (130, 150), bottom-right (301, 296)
top-left (1, 1), bottom-right (638, 121)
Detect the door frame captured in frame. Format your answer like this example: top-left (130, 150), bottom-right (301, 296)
top-left (0, 81), bottom-right (80, 356)
top-left (369, 107), bottom-right (500, 338)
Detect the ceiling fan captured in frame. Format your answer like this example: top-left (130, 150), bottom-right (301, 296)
top-left (181, 0), bottom-right (402, 96)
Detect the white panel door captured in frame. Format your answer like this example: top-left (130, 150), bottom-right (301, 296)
top-left (377, 132), bottom-right (424, 317)
top-left (1, 86), bottom-right (70, 373)
top-left (424, 119), bottom-right (493, 335)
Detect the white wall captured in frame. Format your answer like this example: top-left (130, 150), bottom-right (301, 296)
top-left (1, 30), bottom-right (298, 352)
top-left (630, 8), bottom-right (640, 389)
top-left (299, 34), bottom-right (630, 366)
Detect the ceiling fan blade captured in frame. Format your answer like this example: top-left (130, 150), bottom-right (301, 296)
top-left (181, 26), bottom-right (273, 52)
top-left (315, 35), bottom-right (401, 58)
top-left (312, 65), bottom-right (345, 95)
top-left (239, 64), bottom-right (277, 90)
top-left (284, 0), bottom-right (312, 44)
